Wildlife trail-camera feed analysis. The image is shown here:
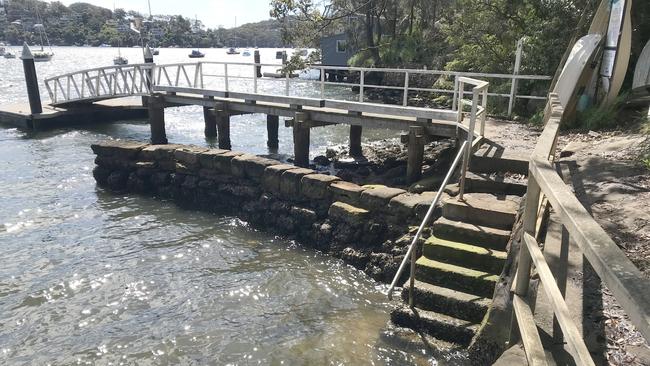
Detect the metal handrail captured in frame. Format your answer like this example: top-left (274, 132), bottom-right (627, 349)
top-left (387, 140), bottom-right (468, 303)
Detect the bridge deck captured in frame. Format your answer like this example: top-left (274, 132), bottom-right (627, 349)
top-left (157, 87), bottom-right (462, 139)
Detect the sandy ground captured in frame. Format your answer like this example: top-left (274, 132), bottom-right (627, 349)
top-left (481, 118), bottom-right (650, 365)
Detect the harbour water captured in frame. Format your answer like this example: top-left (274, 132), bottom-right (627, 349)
top-left (0, 47), bottom-right (434, 365)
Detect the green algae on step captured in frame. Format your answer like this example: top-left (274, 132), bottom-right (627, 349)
top-left (422, 235), bottom-right (507, 274)
top-left (402, 280), bottom-right (491, 323)
top-left (432, 217), bottom-right (511, 251)
top-left (415, 257), bottom-right (499, 298)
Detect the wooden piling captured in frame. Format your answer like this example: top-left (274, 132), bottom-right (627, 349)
top-left (406, 126), bottom-right (425, 184)
top-left (349, 125), bottom-right (363, 157)
top-left (267, 114), bottom-right (279, 150)
top-left (293, 112), bottom-right (310, 167)
top-left (203, 107), bottom-right (217, 139)
top-left (148, 93), bottom-right (168, 144)
top-left (20, 43), bottom-right (42, 115)
top-left (216, 109), bottom-right (231, 150)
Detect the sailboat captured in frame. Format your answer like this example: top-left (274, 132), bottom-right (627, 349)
top-left (188, 15), bottom-right (205, 58)
top-left (113, 2), bottom-right (128, 65)
top-left (226, 16), bottom-right (239, 55)
top-left (145, 0), bottom-right (160, 55)
top-left (31, 9), bottom-right (54, 63)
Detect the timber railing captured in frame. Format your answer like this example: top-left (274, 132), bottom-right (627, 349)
top-left (510, 93), bottom-right (650, 365)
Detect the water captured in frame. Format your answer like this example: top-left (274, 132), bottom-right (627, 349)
top-left (0, 48), bottom-right (432, 365)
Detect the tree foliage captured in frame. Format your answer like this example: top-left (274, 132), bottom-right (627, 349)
top-left (0, 0), bottom-right (285, 48)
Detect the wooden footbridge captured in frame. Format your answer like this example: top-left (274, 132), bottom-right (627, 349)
top-left (42, 61), bottom-right (503, 182)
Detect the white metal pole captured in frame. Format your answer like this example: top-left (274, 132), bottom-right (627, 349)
top-left (508, 38), bottom-right (523, 117)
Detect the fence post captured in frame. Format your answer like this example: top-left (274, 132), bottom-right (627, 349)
top-left (253, 62), bottom-right (258, 94)
top-left (285, 73), bottom-right (290, 96)
top-left (452, 75), bottom-right (459, 111)
top-left (359, 70), bottom-right (364, 103)
top-left (403, 71), bottom-right (409, 106)
top-left (224, 64), bottom-right (229, 92)
top-left (481, 88), bottom-right (488, 137)
top-left (320, 66), bottom-right (325, 98)
top-left (508, 38), bottom-right (524, 117)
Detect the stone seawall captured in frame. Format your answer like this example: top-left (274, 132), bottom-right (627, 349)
top-left (91, 140), bottom-right (446, 283)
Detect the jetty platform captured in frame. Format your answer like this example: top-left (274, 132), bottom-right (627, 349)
top-left (0, 97), bottom-right (147, 130)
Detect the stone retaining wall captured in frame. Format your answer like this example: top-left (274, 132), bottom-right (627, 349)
top-left (91, 140), bottom-right (446, 282)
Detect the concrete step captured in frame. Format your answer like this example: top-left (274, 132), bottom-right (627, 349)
top-left (432, 217), bottom-right (511, 251)
top-left (422, 235), bottom-right (507, 274)
top-left (391, 305), bottom-right (479, 346)
top-left (470, 149), bottom-right (529, 176)
top-left (401, 279), bottom-right (490, 323)
top-left (465, 171), bottom-right (527, 196)
top-left (415, 257), bottom-right (499, 298)
top-left (442, 194), bottom-right (519, 230)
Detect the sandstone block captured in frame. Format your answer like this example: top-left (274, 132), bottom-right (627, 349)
top-left (198, 149), bottom-right (228, 169)
top-left (328, 201), bottom-right (369, 226)
top-left (231, 155), bottom-right (279, 181)
top-left (359, 185), bottom-right (406, 212)
top-left (262, 164), bottom-right (296, 194)
top-left (280, 168), bottom-right (315, 199)
top-left (212, 151), bottom-right (244, 174)
top-left (301, 174), bottom-right (341, 200)
top-left (174, 146), bottom-right (208, 166)
top-left (139, 144), bottom-right (185, 161)
top-left (328, 181), bottom-right (366, 205)
top-left (91, 140), bottom-right (148, 158)
top-left (290, 206), bottom-right (318, 224)
top-left (388, 191), bottom-right (437, 219)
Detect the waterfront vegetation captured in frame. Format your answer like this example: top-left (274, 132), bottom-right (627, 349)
top-left (0, 0), bottom-right (285, 48)
top-left (271, 0), bottom-right (650, 121)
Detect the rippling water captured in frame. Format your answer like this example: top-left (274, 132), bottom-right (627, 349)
top-left (0, 48), bottom-right (436, 365)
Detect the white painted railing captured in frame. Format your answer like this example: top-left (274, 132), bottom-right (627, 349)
top-left (44, 61), bottom-right (548, 114)
top-left (44, 64), bottom-right (155, 104)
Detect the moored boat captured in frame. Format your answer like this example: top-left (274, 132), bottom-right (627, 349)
top-left (189, 49), bottom-right (205, 58)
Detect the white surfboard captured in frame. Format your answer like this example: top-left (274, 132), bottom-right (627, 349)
top-left (553, 34), bottom-right (603, 110)
top-left (598, 0), bottom-right (633, 106)
top-left (632, 40), bottom-right (650, 90)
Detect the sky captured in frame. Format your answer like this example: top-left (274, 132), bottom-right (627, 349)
top-left (46, 0), bottom-right (275, 28)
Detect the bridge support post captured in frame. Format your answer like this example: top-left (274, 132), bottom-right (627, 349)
top-left (148, 94), bottom-right (168, 144)
top-left (142, 45), bottom-right (154, 107)
top-left (21, 43), bottom-right (42, 115)
top-left (406, 126), bottom-right (424, 184)
top-left (349, 125), bottom-right (363, 157)
top-left (267, 115), bottom-right (279, 150)
top-left (203, 107), bottom-right (217, 139)
top-left (215, 106), bottom-right (231, 150)
top-left (293, 112), bottom-right (310, 167)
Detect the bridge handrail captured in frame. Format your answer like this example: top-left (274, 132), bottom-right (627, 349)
top-left (510, 93), bottom-right (650, 364)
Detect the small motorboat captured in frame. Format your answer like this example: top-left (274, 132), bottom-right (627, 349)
top-left (242, 48), bottom-right (251, 56)
top-left (189, 49), bottom-right (205, 58)
top-left (226, 47), bottom-right (240, 55)
top-left (113, 56), bottom-right (128, 65)
top-left (32, 50), bottom-right (53, 62)
top-left (4, 51), bottom-right (16, 59)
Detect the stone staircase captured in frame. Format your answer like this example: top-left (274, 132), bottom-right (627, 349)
top-left (391, 192), bottom-right (521, 348)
